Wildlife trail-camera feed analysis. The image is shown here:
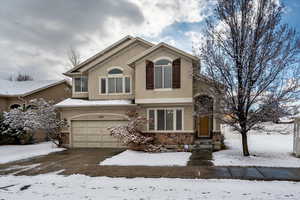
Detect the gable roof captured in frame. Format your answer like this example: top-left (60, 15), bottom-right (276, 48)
top-left (0, 79), bottom-right (70, 97)
top-left (127, 42), bottom-right (199, 66)
top-left (64, 35), bottom-right (154, 75)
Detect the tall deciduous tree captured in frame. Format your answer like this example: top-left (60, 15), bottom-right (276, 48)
top-left (196, 0), bottom-right (300, 156)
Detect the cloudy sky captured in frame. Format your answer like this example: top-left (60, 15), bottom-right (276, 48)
top-left (0, 0), bottom-right (299, 80)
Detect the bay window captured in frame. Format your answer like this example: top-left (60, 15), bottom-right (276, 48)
top-left (148, 108), bottom-right (183, 131)
top-left (74, 76), bottom-right (88, 92)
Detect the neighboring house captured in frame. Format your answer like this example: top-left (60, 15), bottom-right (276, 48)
top-left (55, 35), bottom-right (222, 149)
top-left (0, 79), bottom-right (72, 142)
top-left (0, 79), bottom-right (71, 112)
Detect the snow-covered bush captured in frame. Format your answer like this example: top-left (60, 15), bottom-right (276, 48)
top-left (28, 99), bottom-right (67, 146)
top-left (0, 112), bottom-right (19, 144)
top-left (2, 99), bottom-right (66, 146)
top-left (109, 112), bottom-right (165, 152)
top-left (4, 108), bottom-right (39, 135)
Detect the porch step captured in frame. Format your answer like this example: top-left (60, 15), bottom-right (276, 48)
top-left (193, 139), bottom-right (213, 151)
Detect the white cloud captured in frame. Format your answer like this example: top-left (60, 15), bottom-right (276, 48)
top-left (0, 0), bottom-right (214, 80)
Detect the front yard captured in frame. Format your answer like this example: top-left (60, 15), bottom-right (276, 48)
top-left (213, 122), bottom-right (300, 167)
top-left (0, 122), bottom-right (300, 199)
top-left (1, 174), bottom-right (300, 200)
top-left (100, 150), bottom-right (191, 166)
top-left (0, 142), bottom-right (65, 164)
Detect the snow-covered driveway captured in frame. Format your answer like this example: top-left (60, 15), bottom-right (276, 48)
top-left (1, 174), bottom-right (300, 200)
top-left (0, 142), bottom-right (65, 164)
top-left (99, 150), bottom-right (192, 166)
top-left (213, 123), bottom-right (300, 167)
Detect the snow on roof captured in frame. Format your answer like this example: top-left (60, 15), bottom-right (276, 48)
top-left (55, 98), bottom-right (135, 108)
top-left (0, 79), bottom-right (67, 96)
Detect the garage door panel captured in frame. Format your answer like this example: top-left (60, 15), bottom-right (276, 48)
top-left (73, 135), bottom-right (87, 141)
top-left (71, 120), bottom-right (127, 148)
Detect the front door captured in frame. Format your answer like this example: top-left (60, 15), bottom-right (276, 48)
top-left (198, 116), bottom-right (210, 137)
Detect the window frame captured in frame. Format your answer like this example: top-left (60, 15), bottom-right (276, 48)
top-left (73, 76), bottom-right (88, 93)
top-left (99, 73), bottom-right (132, 95)
top-left (147, 108), bottom-right (184, 132)
top-left (154, 58), bottom-right (172, 90)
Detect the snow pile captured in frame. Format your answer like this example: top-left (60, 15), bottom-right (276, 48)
top-left (214, 123), bottom-right (300, 167)
top-left (100, 150), bottom-right (191, 166)
top-left (0, 142), bottom-right (65, 164)
top-left (55, 98), bottom-right (133, 107)
top-left (1, 174), bottom-right (300, 200)
top-left (0, 79), bottom-right (65, 96)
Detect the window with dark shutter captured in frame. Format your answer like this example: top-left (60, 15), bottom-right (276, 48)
top-left (172, 58), bottom-right (181, 88)
top-left (146, 60), bottom-right (154, 89)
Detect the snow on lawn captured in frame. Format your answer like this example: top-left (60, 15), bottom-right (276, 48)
top-left (0, 142), bottom-right (65, 164)
top-left (213, 123), bottom-right (300, 167)
top-left (1, 174), bottom-right (300, 200)
top-left (100, 150), bottom-right (191, 166)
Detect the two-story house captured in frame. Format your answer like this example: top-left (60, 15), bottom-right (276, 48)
top-left (55, 36), bottom-right (222, 149)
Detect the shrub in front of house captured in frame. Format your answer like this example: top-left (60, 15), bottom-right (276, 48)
top-left (109, 111), bottom-right (166, 152)
top-left (1, 99), bottom-right (66, 146)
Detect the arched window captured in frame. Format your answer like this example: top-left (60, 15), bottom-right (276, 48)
top-left (155, 59), bottom-right (172, 65)
top-left (108, 68), bottom-right (123, 75)
top-left (10, 104), bottom-right (21, 109)
top-left (100, 67), bottom-right (131, 94)
top-left (154, 58), bottom-right (172, 89)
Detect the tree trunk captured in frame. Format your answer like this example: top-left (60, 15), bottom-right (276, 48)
top-left (241, 133), bottom-right (250, 156)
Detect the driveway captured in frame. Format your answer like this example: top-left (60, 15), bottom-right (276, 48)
top-left (1, 149), bottom-right (300, 181)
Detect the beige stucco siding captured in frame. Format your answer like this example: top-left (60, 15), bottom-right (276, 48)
top-left (135, 48), bottom-right (193, 100)
top-left (79, 39), bottom-right (135, 73)
top-left (88, 43), bottom-right (149, 100)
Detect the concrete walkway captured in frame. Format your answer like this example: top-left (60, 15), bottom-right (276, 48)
top-left (0, 149), bottom-right (300, 181)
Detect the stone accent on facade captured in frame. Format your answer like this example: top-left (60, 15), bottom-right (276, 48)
top-left (146, 132), bottom-right (195, 145)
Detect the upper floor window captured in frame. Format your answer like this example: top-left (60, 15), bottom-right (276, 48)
top-left (74, 76), bottom-right (88, 92)
top-left (108, 68), bottom-right (123, 75)
top-left (154, 59), bottom-right (172, 89)
top-left (100, 67), bottom-right (131, 94)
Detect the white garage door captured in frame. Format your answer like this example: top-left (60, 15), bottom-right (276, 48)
top-left (71, 120), bottom-right (127, 148)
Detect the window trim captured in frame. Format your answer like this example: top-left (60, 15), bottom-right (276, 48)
top-left (107, 66), bottom-right (124, 73)
top-left (73, 76), bottom-right (88, 93)
top-left (147, 108), bottom-right (184, 132)
top-left (154, 58), bottom-right (173, 89)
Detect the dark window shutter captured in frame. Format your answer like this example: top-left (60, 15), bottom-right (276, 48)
top-left (146, 60), bottom-right (154, 89)
top-left (172, 58), bottom-right (181, 88)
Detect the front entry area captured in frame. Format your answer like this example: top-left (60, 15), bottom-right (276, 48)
top-left (71, 120), bottom-right (127, 148)
top-left (195, 95), bottom-right (214, 138)
top-left (198, 116), bottom-right (211, 137)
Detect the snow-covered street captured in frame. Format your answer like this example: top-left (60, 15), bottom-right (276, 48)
top-left (213, 123), bottom-right (300, 167)
top-left (100, 150), bottom-right (191, 166)
top-left (0, 174), bottom-right (300, 200)
top-left (0, 142), bottom-right (65, 164)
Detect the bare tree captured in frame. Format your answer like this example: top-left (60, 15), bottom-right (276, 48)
top-left (67, 46), bottom-right (81, 69)
top-left (9, 73), bottom-right (34, 81)
top-left (195, 0), bottom-right (300, 156)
